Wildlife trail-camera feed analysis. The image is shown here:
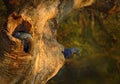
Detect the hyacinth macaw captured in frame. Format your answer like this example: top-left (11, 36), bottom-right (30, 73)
top-left (62, 47), bottom-right (80, 58)
top-left (13, 32), bottom-right (31, 40)
top-left (13, 31), bottom-right (32, 52)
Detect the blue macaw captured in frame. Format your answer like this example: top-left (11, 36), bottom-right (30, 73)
top-left (62, 47), bottom-right (80, 58)
top-left (13, 32), bottom-right (31, 40)
top-left (13, 31), bottom-right (32, 52)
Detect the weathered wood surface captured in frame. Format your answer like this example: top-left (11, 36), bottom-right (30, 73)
top-left (0, 0), bottom-right (94, 83)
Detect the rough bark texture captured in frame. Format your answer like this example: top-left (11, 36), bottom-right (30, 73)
top-left (0, 0), bottom-right (94, 84)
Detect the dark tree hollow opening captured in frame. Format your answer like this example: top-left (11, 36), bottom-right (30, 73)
top-left (23, 39), bottom-right (32, 53)
top-left (12, 20), bottom-right (33, 53)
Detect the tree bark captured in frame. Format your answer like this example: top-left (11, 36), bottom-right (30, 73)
top-left (0, 0), bottom-right (94, 84)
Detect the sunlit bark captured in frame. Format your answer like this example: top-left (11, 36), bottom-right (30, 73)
top-left (0, 0), bottom-right (94, 83)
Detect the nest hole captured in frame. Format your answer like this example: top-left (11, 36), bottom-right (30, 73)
top-left (13, 20), bottom-right (32, 34)
top-left (12, 20), bottom-right (33, 53)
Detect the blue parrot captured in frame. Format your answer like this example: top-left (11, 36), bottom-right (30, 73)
top-left (62, 47), bottom-right (80, 58)
top-left (13, 32), bottom-right (31, 40)
top-left (13, 31), bottom-right (32, 53)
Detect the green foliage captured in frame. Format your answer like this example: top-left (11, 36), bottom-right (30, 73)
top-left (48, 10), bottom-right (120, 84)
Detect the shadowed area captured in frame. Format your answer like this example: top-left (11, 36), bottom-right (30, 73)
top-left (48, 5), bottom-right (120, 84)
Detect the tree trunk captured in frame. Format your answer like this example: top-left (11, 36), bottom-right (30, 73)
top-left (0, 0), bottom-right (94, 84)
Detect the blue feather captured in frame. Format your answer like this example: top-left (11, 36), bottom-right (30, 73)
top-left (63, 47), bottom-right (80, 58)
